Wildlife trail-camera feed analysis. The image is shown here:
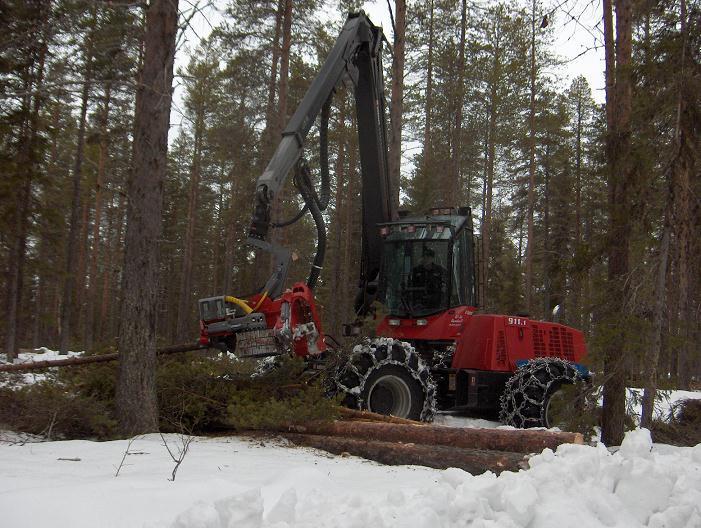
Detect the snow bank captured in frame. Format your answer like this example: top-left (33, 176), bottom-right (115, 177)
top-left (1, 430), bottom-right (699, 528)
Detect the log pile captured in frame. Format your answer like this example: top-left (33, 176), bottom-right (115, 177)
top-left (1, 346), bottom-right (585, 475)
top-left (279, 413), bottom-right (584, 475)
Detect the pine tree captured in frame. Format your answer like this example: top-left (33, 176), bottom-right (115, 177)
top-left (116, 0), bottom-right (179, 435)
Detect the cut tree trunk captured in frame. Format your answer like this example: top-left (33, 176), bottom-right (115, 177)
top-left (283, 433), bottom-right (528, 474)
top-left (0, 343), bottom-right (206, 373)
top-left (282, 420), bottom-right (583, 453)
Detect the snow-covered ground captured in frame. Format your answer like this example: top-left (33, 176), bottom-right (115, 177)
top-left (1, 429), bottom-right (700, 528)
top-left (2, 349), bottom-right (701, 527)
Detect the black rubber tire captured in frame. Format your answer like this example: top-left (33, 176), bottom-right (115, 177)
top-left (499, 357), bottom-right (581, 428)
top-left (334, 339), bottom-right (436, 422)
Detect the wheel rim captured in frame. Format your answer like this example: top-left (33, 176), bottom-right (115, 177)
top-left (367, 374), bottom-right (412, 417)
top-left (544, 389), bottom-right (566, 428)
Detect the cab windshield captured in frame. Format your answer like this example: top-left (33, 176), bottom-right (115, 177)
top-left (379, 240), bottom-right (450, 317)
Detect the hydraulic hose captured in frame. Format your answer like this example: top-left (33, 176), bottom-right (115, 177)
top-left (225, 296), bottom-right (253, 314)
top-left (267, 94), bottom-right (332, 290)
top-left (296, 162), bottom-right (327, 290)
top-left (272, 96), bottom-right (332, 229)
top-left (271, 204), bottom-right (308, 228)
top-left (318, 95), bottom-right (331, 210)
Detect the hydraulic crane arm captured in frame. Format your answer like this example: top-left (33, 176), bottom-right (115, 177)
top-left (247, 12), bottom-right (396, 306)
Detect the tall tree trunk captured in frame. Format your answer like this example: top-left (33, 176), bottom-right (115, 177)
top-left (277, 0), bottom-right (292, 135)
top-left (641, 210), bottom-right (671, 427)
top-left (5, 16), bottom-right (50, 360)
top-left (524, 0), bottom-right (537, 313)
top-left (101, 192), bottom-right (126, 342)
top-left (224, 99), bottom-right (247, 293)
top-left (342, 130), bottom-right (358, 324)
top-left (268, 0), bottom-right (293, 275)
top-left (116, 0), bottom-right (178, 435)
top-left (481, 38), bottom-right (500, 309)
top-left (86, 84), bottom-right (112, 349)
top-left (542, 142), bottom-right (551, 319)
top-left (330, 101), bottom-right (347, 335)
top-left (572, 87), bottom-right (583, 327)
top-left (388, 0), bottom-right (406, 211)
top-left (176, 114), bottom-right (204, 342)
top-left (422, 0), bottom-right (435, 189)
top-left (449, 0), bottom-right (467, 201)
top-left (601, 0), bottom-right (633, 447)
top-left (59, 39), bottom-right (94, 354)
top-left (671, 0), bottom-right (692, 389)
top-left (262, 0), bottom-right (284, 160)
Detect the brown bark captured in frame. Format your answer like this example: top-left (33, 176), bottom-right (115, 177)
top-left (671, 0), bottom-right (692, 389)
top-left (268, 0), bottom-right (293, 273)
top-left (59, 40), bottom-right (94, 354)
top-left (572, 81), bottom-right (584, 328)
top-left (329, 101), bottom-right (347, 335)
top-left (277, 0), bottom-right (292, 135)
top-left (524, 0), bottom-right (537, 313)
top-left (176, 111), bottom-right (204, 341)
top-left (75, 198), bottom-right (90, 338)
top-left (341, 130), bottom-right (358, 322)
top-left (421, 0), bottom-right (435, 188)
top-left (5, 17), bottom-right (50, 360)
top-left (85, 85), bottom-right (112, 349)
top-left (283, 433), bottom-right (528, 474)
top-left (388, 0), bottom-right (406, 211)
top-left (641, 216), bottom-right (671, 427)
top-left (601, 0), bottom-right (633, 447)
top-left (262, 0), bottom-right (284, 160)
top-left (283, 420), bottom-right (583, 453)
top-left (448, 0), bottom-right (467, 201)
top-left (481, 40), bottom-right (500, 307)
top-left (100, 192), bottom-right (126, 341)
top-left (115, 0), bottom-right (179, 435)
top-left (542, 143), bottom-right (551, 317)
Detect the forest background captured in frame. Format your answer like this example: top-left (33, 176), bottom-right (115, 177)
top-left (1, 0), bottom-right (699, 443)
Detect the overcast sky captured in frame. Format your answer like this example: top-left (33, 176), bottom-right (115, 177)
top-left (172, 0), bottom-right (606, 128)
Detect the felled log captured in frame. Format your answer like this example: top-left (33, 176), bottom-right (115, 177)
top-left (284, 419), bottom-right (583, 453)
top-left (283, 433), bottom-right (528, 474)
top-left (0, 343), bottom-right (207, 373)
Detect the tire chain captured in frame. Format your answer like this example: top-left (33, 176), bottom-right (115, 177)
top-left (499, 357), bottom-right (581, 428)
top-left (333, 337), bottom-right (437, 422)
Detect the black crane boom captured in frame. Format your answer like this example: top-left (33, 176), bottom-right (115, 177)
top-left (247, 11), bottom-right (395, 309)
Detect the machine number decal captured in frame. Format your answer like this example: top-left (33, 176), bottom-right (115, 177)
top-left (507, 317), bottom-right (527, 327)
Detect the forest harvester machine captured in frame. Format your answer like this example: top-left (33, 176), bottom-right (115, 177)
top-left (197, 12), bottom-right (589, 427)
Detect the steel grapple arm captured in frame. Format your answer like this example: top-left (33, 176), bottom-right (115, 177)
top-left (248, 11), bottom-right (395, 300)
top-left (199, 12), bottom-right (394, 358)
